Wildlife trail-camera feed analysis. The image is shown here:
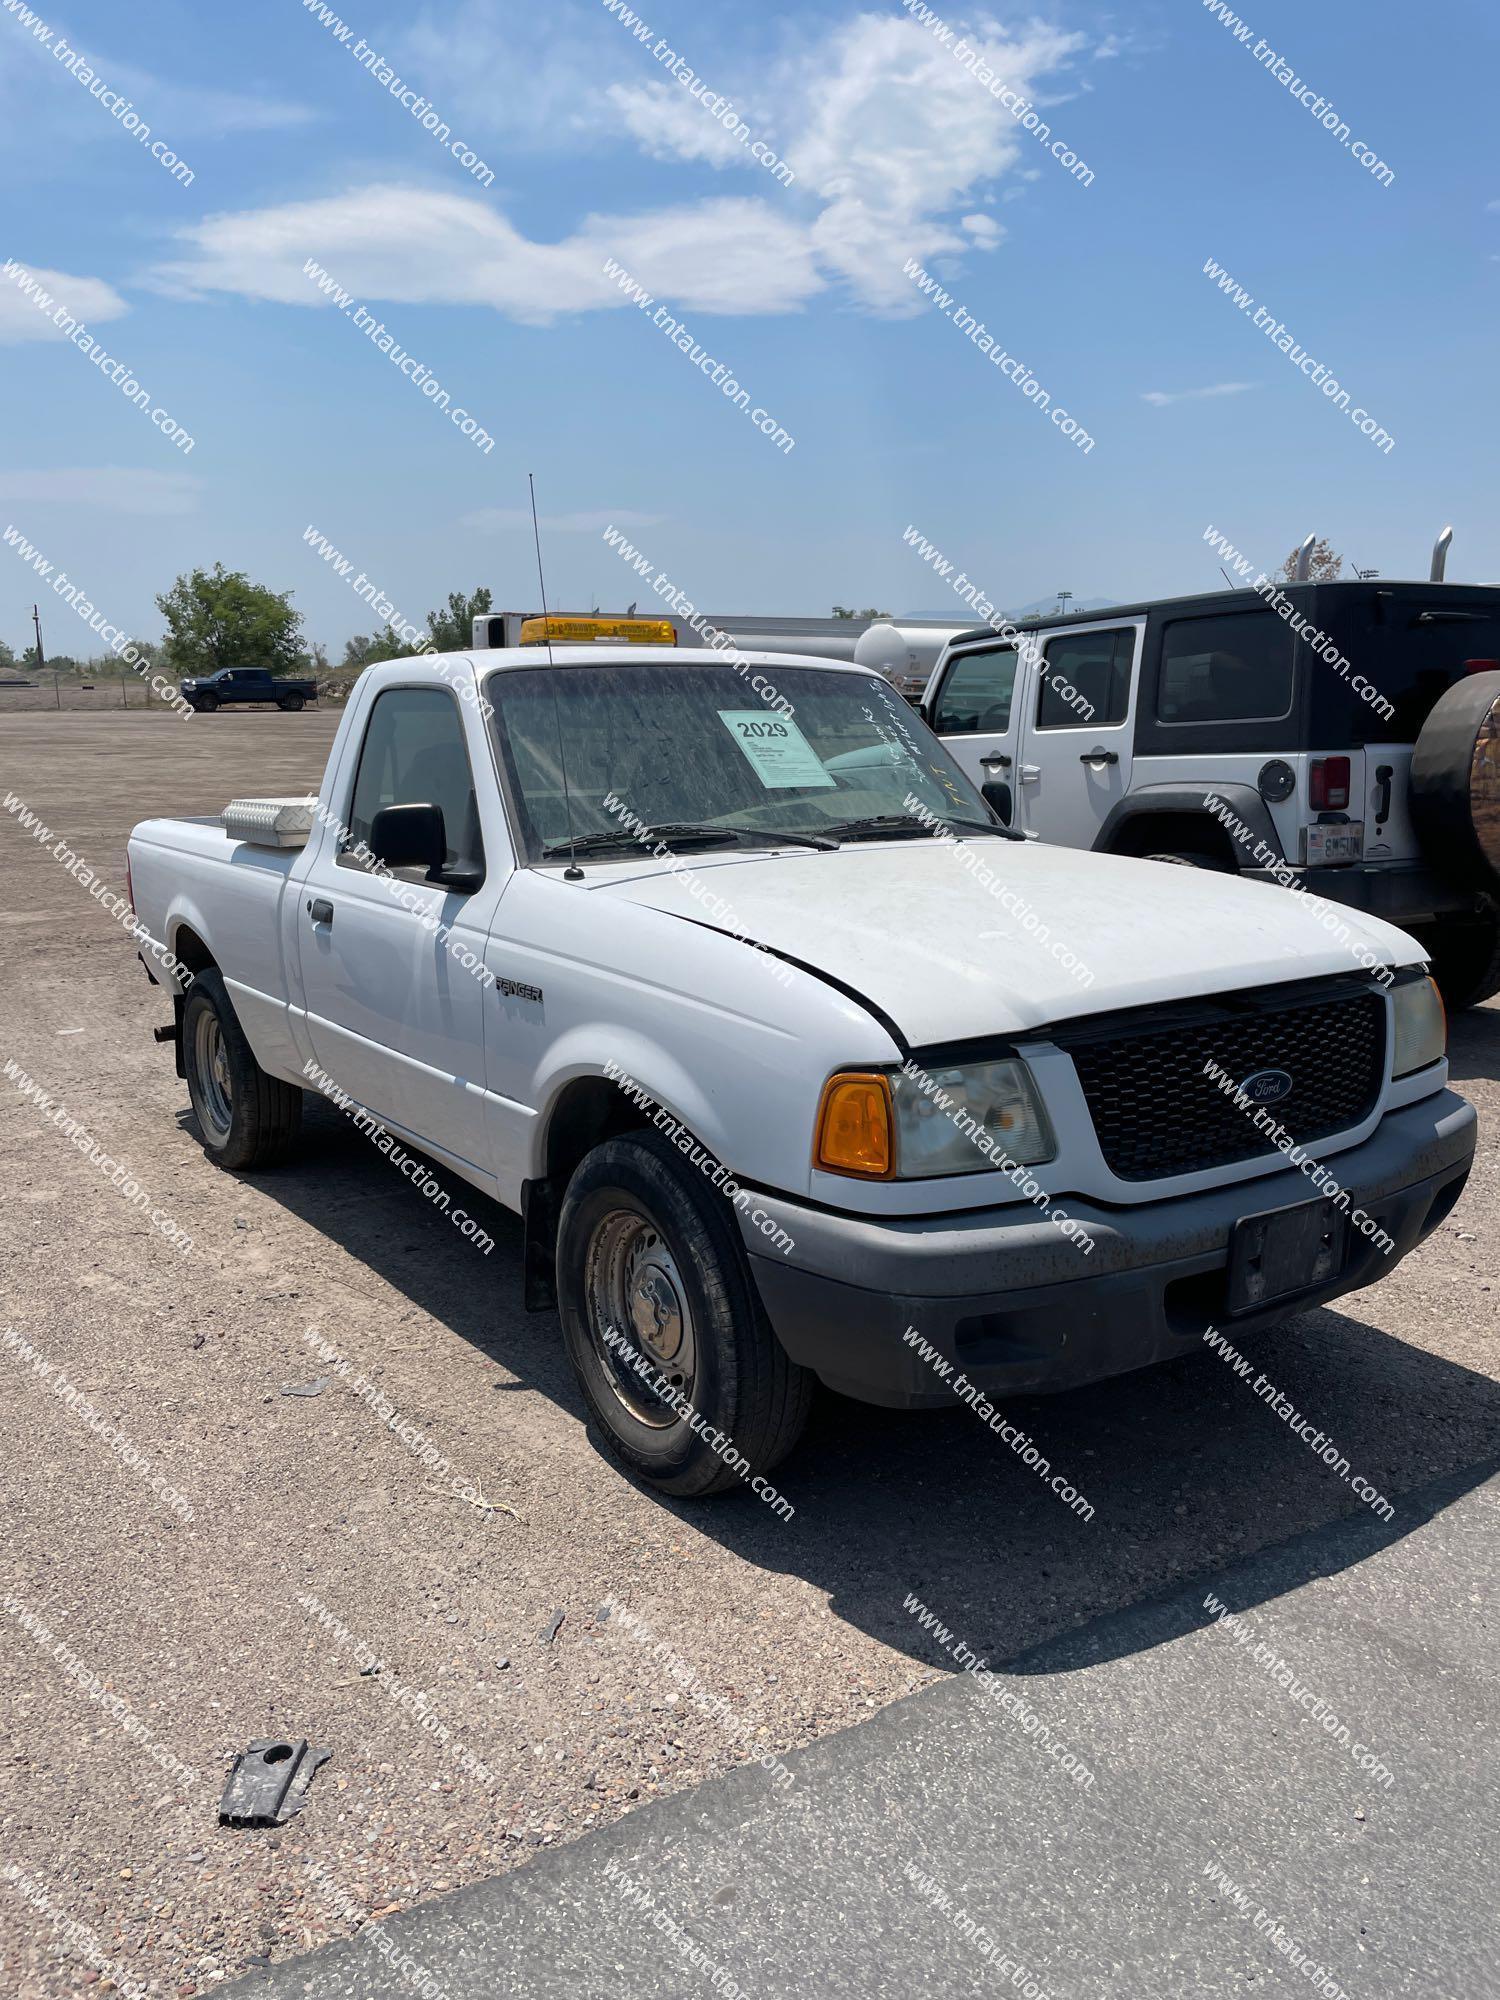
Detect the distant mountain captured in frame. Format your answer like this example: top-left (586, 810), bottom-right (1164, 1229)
top-left (898, 595), bottom-right (1119, 623)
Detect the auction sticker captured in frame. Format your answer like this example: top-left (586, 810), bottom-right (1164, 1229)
top-left (717, 710), bottom-right (835, 789)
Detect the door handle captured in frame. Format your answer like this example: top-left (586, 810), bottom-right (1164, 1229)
top-left (980, 752), bottom-right (1012, 769)
top-left (307, 897), bottom-right (334, 926)
top-left (1080, 748), bottom-right (1119, 766)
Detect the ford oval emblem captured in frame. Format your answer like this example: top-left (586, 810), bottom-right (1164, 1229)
top-left (1241, 1068), bottom-right (1294, 1105)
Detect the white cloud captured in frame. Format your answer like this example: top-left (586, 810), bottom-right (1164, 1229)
top-left (1140, 382), bottom-right (1257, 407)
top-left (0, 265), bottom-right (128, 342)
top-left (461, 508), bottom-right (664, 533)
top-left (606, 81), bottom-right (753, 168)
top-left (0, 468), bottom-right (201, 514)
top-left (149, 13), bottom-right (1094, 322)
top-left (153, 185), bottom-right (825, 321)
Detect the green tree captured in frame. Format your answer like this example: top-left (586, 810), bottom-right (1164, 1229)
top-left (832, 605), bottom-right (892, 619)
top-left (156, 564), bottom-right (307, 677)
top-left (423, 586), bottom-right (492, 652)
top-left (342, 628), bottom-right (418, 669)
top-left (1274, 538), bottom-right (1343, 585)
top-left (0, 638), bottom-right (16, 670)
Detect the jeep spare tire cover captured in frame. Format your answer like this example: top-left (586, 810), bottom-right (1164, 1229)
top-left (1410, 670), bottom-right (1500, 887)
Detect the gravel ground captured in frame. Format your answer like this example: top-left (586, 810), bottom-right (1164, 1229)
top-left (1, 713), bottom-right (1496, 1999)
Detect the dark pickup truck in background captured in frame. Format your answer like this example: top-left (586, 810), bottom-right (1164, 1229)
top-left (179, 668), bottom-right (318, 713)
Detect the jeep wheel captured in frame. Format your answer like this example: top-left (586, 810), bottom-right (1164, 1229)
top-left (182, 968), bottom-right (302, 1170)
top-left (1141, 850), bottom-right (1230, 871)
top-left (557, 1128), bottom-right (811, 1496)
top-left (1421, 914), bottom-right (1500, 1012)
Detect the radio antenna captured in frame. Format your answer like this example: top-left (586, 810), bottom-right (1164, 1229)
top-left (529, 472), bottom-right (583, 881)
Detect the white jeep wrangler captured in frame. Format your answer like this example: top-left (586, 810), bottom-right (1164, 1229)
top-left (925, 569), bottom-right (1500, 1009)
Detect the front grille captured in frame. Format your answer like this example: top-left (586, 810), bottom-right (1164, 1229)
top-left (1064, 985), bottom-right (1386, 1182)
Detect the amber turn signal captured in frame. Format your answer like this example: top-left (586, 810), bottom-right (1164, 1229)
top-left (814, 1071), bottom-right (894, 1179)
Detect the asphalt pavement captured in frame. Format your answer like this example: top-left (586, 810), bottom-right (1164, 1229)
top-left (228, 1461), bottom-right (1500, 2000)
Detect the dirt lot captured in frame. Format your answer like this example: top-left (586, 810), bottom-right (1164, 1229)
top-left (1, 713), bottom-right (1496, 1998)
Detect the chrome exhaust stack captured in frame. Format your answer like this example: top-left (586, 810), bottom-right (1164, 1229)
top-left (1430, 525), bottom-right (1453, 582)
top-left (1293, 532), bottom-right (1317, 583)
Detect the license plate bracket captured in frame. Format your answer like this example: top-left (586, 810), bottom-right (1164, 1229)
top-left (1227, 1196), bottom-right (1348, 1317)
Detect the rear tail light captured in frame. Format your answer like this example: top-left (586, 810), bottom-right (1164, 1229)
top-left (124, 854), bottom-right (135, 913)
top-left (1463, 658), bottom-right (1500, 675)
top-left (1309, 756), bottom-right (1350, 811)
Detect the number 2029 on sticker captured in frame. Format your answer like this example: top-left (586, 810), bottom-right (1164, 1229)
top-left (717, 710), bottom-right (835, 789)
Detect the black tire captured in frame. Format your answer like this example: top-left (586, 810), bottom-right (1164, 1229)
top-left (279, 694), bottom-right (305, 712)
top-left (182, 967), bottom-right (302, 1170)
top-left (1141, 850), bottom-right (1230, 871)
top-left (195, 693), bottom-right (217, 712)
top-left (557, 1128), bottom-right (811, 1496)
top-left (1421, 914), bottom-right (1500, 1012)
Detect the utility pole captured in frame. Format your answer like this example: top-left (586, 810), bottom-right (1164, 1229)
top-left (1055, 590), bottom-right (1073, 618)
top-left (31, 603), bottom-right (45, 671)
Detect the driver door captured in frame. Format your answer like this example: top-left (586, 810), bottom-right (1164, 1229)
top-left (925, 640), bottom-right (1026, 824)
top-left (296, 683), bottom-right (498, 1170)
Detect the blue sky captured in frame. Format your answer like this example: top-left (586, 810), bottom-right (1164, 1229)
top-left (2, 0), bottom-right (1495, 657)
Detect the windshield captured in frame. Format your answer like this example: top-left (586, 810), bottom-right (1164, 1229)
top-left (488, 664), bottom-right (991, 859)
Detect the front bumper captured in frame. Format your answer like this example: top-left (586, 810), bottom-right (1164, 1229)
top-left (742, 1090), bottom-right (1477, 1409)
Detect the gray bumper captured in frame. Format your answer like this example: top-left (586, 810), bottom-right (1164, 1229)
top-left (742, 1090), bottom-right (1477, 1409)
top-left (1243, 861), bottom-right (1485, 926)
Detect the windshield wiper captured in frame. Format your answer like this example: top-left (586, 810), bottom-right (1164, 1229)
top-left (817, 813), bottom-right (1025, 844)
top-left (540, 821), bottom-right (839, 861)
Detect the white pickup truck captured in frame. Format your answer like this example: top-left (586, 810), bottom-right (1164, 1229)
top-left (128, 648), bottom-right (1476, 1496)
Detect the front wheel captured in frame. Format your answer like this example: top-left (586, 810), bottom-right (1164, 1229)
top-left (557, 1129), bottom-right (811, 1495)
top-left (195, 693), bottom-right (217, 712)
top-left (182, 968), bottom-right (302, 1170)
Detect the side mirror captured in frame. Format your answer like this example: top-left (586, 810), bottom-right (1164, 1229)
top-left (370, 802), bottom-right (446, 873)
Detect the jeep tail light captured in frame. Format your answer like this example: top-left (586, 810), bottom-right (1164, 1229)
top-left (1309, 756), bottom-right (1350, 811)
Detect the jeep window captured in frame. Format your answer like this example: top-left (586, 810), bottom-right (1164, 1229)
top-left (933, 646), bottom-right (1017, 735)
top-left (488, 664), bottom-right (992, 859)
top-left (343, 685), bottom-right (483, 873)
top-left (1037, 628), bottom-right (1134, 729)
top-left (1307, 591), bottom-right (1500, 744)
top-left (1157, 610), bottom-right (1294, 724)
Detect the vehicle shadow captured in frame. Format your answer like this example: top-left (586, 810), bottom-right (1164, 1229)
top-left (233, 1093), bottom-right (1499, 1680)
top-left (1445, 997), bottom-right (1500, 1087)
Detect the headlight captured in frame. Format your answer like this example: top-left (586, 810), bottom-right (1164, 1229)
top-left (1391, 974), bottom-right (1446, 1078)
top-left (891, 1060), bottom-right (1055, 1176)
top-left (815, 1059), bottom-right (1054, 1179)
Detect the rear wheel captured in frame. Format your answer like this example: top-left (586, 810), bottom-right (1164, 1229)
top-left (557, 1129), bottom-right (811, 1495)
top-left (182, 968), bottom-right (302, 1169)
top-left (1421, 914), bottom-right (1500, 1012)
top-left (279, 694), bottom-right (305, 712)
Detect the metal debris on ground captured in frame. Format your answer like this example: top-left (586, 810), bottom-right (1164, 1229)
top-left (218, 1739), bottom-right (331, 1828)
top-left (280, 1378), bottom-right (329, 1398)
top-left (539, 1609), bottom-right (565, 1644)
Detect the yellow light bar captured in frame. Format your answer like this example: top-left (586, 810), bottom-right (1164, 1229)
top-left (518, 615), bottom-right (677, 647)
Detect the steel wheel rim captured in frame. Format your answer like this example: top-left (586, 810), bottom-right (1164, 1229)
top-left (192, 1010), bottom-right (233, 1137)
top-left (584, 1205), bottom-right (697, 1429)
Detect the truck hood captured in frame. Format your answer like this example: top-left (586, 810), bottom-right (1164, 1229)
top-left (604, 840), bottom-right (1420, 1042)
